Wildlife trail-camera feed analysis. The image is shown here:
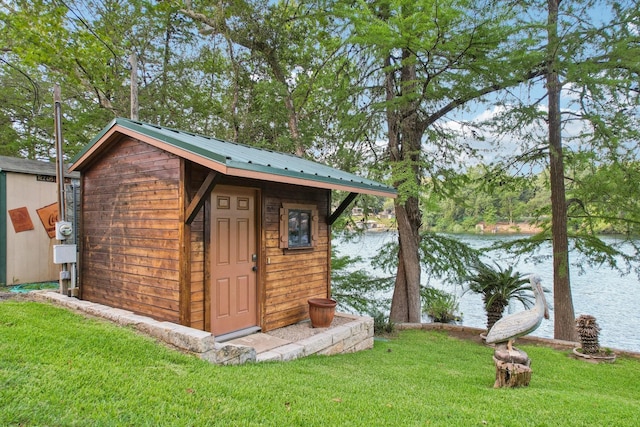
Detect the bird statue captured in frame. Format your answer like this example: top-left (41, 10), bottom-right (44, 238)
top-left (485, 274), bottom-right (549, 353)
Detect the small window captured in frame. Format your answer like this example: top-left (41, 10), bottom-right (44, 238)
top-left (280, 203), bottom-right (318, 249)
top-left (288, 209), bottom-right (311, 247)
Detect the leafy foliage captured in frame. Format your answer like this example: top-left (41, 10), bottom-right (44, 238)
top-left (422, 162), bottom-right (640, 280)
top-left (372, 231), bottom-right (481, 284)
top-left (330, 250), bottom-right (393, 316)
top-left (420, 287), bottom-right (461, 324)
top-left (372, 311), bottom-right (396, 335)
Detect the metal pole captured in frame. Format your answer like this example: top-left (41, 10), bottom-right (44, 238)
top-left (129, 53), bottom-right (139, 120)
top-left (53, 84), bottom-right (69, 295)
top-left (54, 84), bottom-right (65, 222)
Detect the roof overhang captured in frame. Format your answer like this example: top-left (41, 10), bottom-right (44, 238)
top-left (70, 119), bottom-right (397, 198)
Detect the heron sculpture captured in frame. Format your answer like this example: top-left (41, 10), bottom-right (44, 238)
top-left (485, 274), bottom-right (549, 352)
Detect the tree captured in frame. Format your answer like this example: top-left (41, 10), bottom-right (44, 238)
top-left (331, 250), bottom-right (394, 315)
top-left (340, 0), bottom-right (544, 322)
top-left (177, 0), bottom-right (332, 156)
top-left (479, 0), bottom-right (639, 340)
top-left (546, 0), bottom-right (576, 341)
top-left (173, 1), bottom-right (388, 188)
top-left (0, 0), bottom-right (215, 158)
top-left (0, 60), bottom-right (52, 158)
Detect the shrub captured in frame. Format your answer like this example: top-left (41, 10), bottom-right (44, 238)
top-left (373, 312), bottom-right (396, 335)
top-left (421, 287), bottom-right (461, 323)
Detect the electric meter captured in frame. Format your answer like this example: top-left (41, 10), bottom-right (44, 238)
top-left (55, 221), bottom-right (73, 240)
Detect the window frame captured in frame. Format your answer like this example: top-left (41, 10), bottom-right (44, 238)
top-left (279, 203), bottom-right (319, 250)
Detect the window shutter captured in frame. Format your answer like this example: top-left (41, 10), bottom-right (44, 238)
top-left (279, 207), bottom-right (288, 249)
top-left (311, 208), bottom-right (319, 247)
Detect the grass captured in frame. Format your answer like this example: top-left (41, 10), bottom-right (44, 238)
top-left (1, 301), bottom-right (639, 426)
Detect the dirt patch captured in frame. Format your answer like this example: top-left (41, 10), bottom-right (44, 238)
top-left (444, 328), bottom-right (487, 346)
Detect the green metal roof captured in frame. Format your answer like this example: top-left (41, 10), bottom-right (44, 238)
top-left (71, 118), bottom-right (396, 197)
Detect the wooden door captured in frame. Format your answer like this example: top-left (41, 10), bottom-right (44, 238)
top-left (210, 186), bottom-right (257, 336)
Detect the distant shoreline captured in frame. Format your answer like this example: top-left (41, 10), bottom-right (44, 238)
top-left (474, 221), bottom-right (542, 234)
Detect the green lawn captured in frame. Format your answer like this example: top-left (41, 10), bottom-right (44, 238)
top-left (1, 301), bottom-right (638, 426)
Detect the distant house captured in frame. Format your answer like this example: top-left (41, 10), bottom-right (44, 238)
top-left (69, 119), bottom-right (395, 338)
top-left (0, 156), bottom-right (79, 285)
top-left (475, 221), bottom-right (541, 235)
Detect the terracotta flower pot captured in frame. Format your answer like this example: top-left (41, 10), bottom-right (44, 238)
top-left (308, 298), bottom-right (337, 328)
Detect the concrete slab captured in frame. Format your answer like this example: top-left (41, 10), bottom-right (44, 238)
top-left (227, 333), bottom-right (291, 353)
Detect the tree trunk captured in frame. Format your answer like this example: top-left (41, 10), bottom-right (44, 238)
top-left (263, 52), bottom-right (304, 156)
top-left (493, 345), bottom-right (532, 388)
top-left (387, 48), bottom-right (423, 323)
top-left (547, 0), bottom-right (577, 341)
top-left (493, 356), bottom-right (532, 388)
top-left (486, 298), bottom-right (505, 331)
top-left (390, 202), bottom-right (422, 322)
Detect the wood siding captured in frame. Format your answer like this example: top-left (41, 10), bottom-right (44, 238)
top-left (185, 169), bottom-right (331, 333)
top-left (186, 165), bottom-right (208, 330)
top-left (80, 148), bottom-right (331, 332)
top-left (261, 183), bottom-right (330, 332)
top-left (80, 137), bottom-right (182, 322)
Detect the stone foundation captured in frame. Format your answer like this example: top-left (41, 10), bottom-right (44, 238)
top-left (29, 291), bottom-right (373, 365)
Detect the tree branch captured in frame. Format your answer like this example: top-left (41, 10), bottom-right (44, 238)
top-left (419, 66), bottom-right (547, 132)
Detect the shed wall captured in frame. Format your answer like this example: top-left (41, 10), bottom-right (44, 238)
top-left (79, 143), bottom-right (332, 332)
top-left (185, 165), bottom-right (331, 333)
top-left (80, 137), bottom-right (182, 322)
top-left (4, 172), bottom-right (59, 285)
top-left (261, 184), bottom-right (330, 331)
top-left (186, 166), bottom-right (207, 330)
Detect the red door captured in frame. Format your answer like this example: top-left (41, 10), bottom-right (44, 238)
top-left (210, 186), bottom-right (257, 335)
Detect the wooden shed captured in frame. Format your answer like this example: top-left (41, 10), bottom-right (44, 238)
top-left (0, 156), bottom-right (80, 286)
top-left (69, 118), bottom-right (395, 338)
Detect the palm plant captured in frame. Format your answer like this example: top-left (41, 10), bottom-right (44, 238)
top-left (465, 261), bottom-right (535, 332)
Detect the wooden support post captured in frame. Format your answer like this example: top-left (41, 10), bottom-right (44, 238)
top-left (327, 192), bottom-right (357, 225)
top-left (179, 161), bottom-right (191, 326)
top-left (185, 171), bottom-right (219, 225)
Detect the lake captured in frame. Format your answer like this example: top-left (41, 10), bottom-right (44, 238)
top-left (335, 231), bottom-right (640, 353)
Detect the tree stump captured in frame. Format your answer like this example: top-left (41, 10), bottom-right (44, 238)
top-left (492, 347), bottom-right (532, 388)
